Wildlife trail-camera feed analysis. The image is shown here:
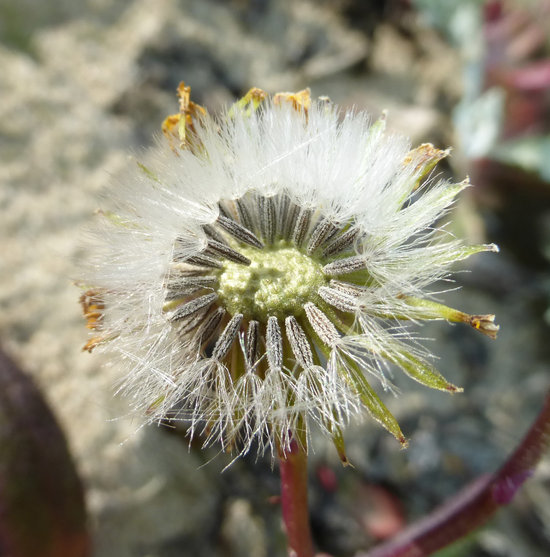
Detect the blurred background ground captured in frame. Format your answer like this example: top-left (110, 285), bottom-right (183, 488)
top-left (1, 0), bottom-right (550, 556)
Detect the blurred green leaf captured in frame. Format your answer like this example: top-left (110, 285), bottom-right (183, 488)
top-left (492, 135), bottom-right (550, 182)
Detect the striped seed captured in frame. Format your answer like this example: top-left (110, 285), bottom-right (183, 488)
top-left (235, 198), bottom-right (256, 233)
top-left (292, 207), bottom-right (312, 247)
top-left (196, 307), bottom-right (226, 346)
top-left (186, 254), bottom-right (223, 269)
top-left (259, 195), bottom-right (275, 246)
top-left (307, 219), bottom-right (340, 255)
top-left (169, 292), bottom-right (218, 322)
top-left (318, 286), bottom-right (358, 313)
top-left (276, 194), bottom-right (290, 239)
top-left (177, 306), bottom-right (210, 336)
top-left (244, 320), bottom-right (259, 368)
top-left (322, 255), bottom-right (367, 276)
top-left (304, 303), bottom-right (340, 347)
top-left (217, 214), bottom-right (264, 249)
top-left (212, 313), bottom-right (243, 360)
top-left (285, 316), bottom-right (314, 368)
top-left (323, 227), bottom-right (360, 258)
top-left (206, 239), bottom-right (251, 265)
top-left (203, 224), bottom-right (229, 246)
top-left (165, 275), bottom-right (217, 299)
top-left (329, 279), bottom-right (368, 297)
top-left (266, 316), bottom-right (283, 371)
top-left (283, 200), bottom-right (300, 241)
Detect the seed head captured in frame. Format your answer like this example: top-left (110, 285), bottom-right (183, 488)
top-left (81, 83), bottom-right (498, 459)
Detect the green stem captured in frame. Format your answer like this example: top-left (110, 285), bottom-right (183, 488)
top-left (278, 439), bottom-right (315, 557)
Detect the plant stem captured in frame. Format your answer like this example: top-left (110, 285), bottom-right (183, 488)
top-left (279, 438), bottom-right (315, 557)
top-left (361, 388), bottom-right (550, 557)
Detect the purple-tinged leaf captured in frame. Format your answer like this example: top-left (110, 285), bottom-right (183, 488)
top-left (0, 347), bottom-right (90, 557)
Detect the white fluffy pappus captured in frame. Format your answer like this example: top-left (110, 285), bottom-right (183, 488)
top-left (81, 88), bottom-right (498, 460)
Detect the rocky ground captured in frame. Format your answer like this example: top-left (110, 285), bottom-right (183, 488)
top-left (1, 1), bottom-right (549, 556)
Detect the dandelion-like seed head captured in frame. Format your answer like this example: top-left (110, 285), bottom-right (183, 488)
top-left (81, 83), bottom-right (498, 460)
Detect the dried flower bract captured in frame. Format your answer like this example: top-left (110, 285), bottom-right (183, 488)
top-left (81, 82), bottom-right (498, 459)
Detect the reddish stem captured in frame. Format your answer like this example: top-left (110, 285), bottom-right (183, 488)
top-left (361, 388), bottom-right (550, 557)
top-left (279, 439), bottom-right (315, 557)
